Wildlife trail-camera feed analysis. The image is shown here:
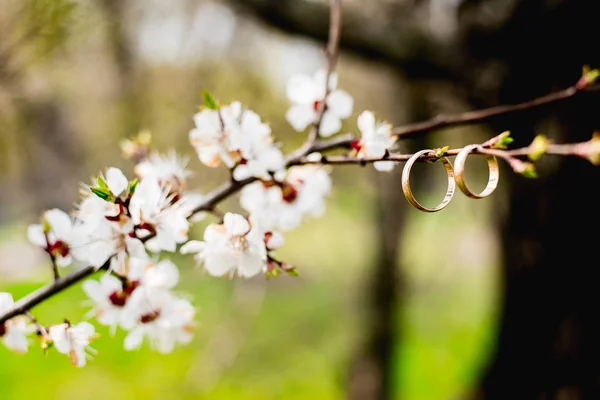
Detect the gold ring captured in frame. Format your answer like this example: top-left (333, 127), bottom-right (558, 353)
top-left (454, 144), bottom-right (499, 199)
top-left (401, 149), bottom-right (455, 213)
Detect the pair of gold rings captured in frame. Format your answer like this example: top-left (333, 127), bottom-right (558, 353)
top-left (401, 145), bottom-right (500, 213)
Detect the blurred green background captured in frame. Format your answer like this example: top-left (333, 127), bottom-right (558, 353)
top-left (0, 0), bottom-right (505, 398)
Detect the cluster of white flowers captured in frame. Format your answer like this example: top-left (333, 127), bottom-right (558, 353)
top-left (189, 101), bottom-right (285, 181)
top-left (240, 158), bottom-right (332, 232)
top-left (1, 67), bottom-right (400, 367)
top-left (84, 258), bottom-right (194, 353)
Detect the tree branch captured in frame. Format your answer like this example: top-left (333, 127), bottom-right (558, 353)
top-left (390, 83), bottom-right (600, 139)
top-left (290, 141), bottom-right (591, 166)
top-left (1, 75), bottom-right (598, 327)
top-left (288, 0), bottom-right (342, 157)
top-left (225, 0), bottom-right (460, 79)
top-left (0, 264), bottom-right (100, 324)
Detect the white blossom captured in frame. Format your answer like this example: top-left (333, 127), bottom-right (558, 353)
top-left (355, 110), bottom-right (397, 172)
top-left (134, 150), bottom-right (192, 194)
top-left (286, 69), bottom-right (353, 137)
top-left (239, 163), bottom-right (332, 232)
top-left (190, 101), bottom-right (285, 180)
top-left (128, 178), bottom-right (190, 253)
top-left (83, 258), bottom-right (179, 334)
top-left (82, 273), bottom-right (138, 333)
top-left (49, 322), bottom-right (97, 367)
top-left (0, 293), bottom-right (33, 353)
top-left (117, 260), bottom-right (193, 353)
top-left (122, 292), bottom-right (195, 354)
top-left (27, 208), bottom-right (74, 267)
top-left (232, 144), bottom-right (285, 182)
top-left (70, 216), bottom-right (147, 273)
top-left (189, 101), bottom-right (245, 168)
top-left (181, 213), bottom-right (267, 278)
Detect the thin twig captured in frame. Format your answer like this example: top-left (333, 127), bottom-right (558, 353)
top-left (288, 0), bottom-right (343, 159)
top-left (0, 264), bottom-right (102, 324)
top-left (289, 141), bottom-right (592, 166)
top-left (43, 230), bottom-right (60, 281)
top-left (391, 84), bottom-right (600, 139)
top-left (24, 310), bottom-right (48, 336)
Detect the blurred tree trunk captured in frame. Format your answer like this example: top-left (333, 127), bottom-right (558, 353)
top-left (462, 1), bottom-right (600, 398)
top-left (348, 86), bottom-right (431, 400)
top-left (347, 166), bottom-right (406, 400)
top-left (472, 84), bottom-right (600, 400)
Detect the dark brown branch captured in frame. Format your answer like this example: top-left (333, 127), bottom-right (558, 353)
top-left (0, 264), bottom-right (101, 324)
top-left (391, 84), bottom-right (600, 139)
top-left (290, 141), bottom-right (591, 166)
top-left (225, 0), bottom-right (459, 80)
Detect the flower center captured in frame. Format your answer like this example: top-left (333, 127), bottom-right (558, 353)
top-left (108, 280), bottom-right (139, 307)
top-left (350, 139), bottom-right (363, 152)
top-left (313, 99), bottom-right (327, 113)
top-left (105, 204), bottom-right (127, 222)
top-left (280, 182), bottom-right (298, 203)
top-left (140, 310), bottom-right (161, 324)
top-left (49, 240), bottom-right (70, 258)
top-left (108, 290), bottom-right (127, 307)
top-left (231, 235), bottom-right (248, 251)
top-left (0, 323), bottom-right (6, 337)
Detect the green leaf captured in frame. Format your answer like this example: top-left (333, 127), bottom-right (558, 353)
top-left (434, 146), bottom-right (449, 158)
top-left (201, 90), bottom-right (219, 110)
top-left (493, 131), bottom-right (514, 149)
top-left (129, 178), bottom-right (139, 195)
top-left (97, 175), bottom-right (109, 190)
top-left (91, 187), bottom-right (113, 201)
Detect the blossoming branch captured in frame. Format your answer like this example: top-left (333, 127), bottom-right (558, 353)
top-left (1, 0), bottom-right (599, 367)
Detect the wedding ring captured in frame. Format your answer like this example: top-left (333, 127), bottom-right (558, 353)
top-left (401, 149), bottom-right (455, 213)
top-left (454, 144), bottom-right (499, 199)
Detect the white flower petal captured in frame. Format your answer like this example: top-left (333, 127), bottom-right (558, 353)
top-left (318, 112), bottom-right (342, 137)
top-left (374, 160), bottom-right (396, 172)
top-left (223, 213), bottom-right (250, 236)
top-left (124, 327), bottom-right (145, 351)
top-left (286, 74), bottom-right (318, 104)
top-left (27, 225), bottom-right (47, 247)
top-left (327, 89), bottom-right (353, 119)
top-left (204, 224), bottom-right (227, 244)
top-left (357, 110), bottom-right (376, 137)
top-left (204, 252), bottom-right (236, 277)
top-left (180, 240), bottom-right (206, 254)
top-left (44, 209), bottom-right (73, 241)
top-left (232, 165), bottom-right (251, 182)
top-left (56, 255), bottom-right (72, 268)
top-left (0, 293), bottom-right (14, 312)
top-left (238, 252), bottom-right (264, 278)
top-left (286, 105), bottom-right (316, 132)
top-left (105, 167), bottom-right (129, 196)
top-left (266, 231), bottom-right (285, 250)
